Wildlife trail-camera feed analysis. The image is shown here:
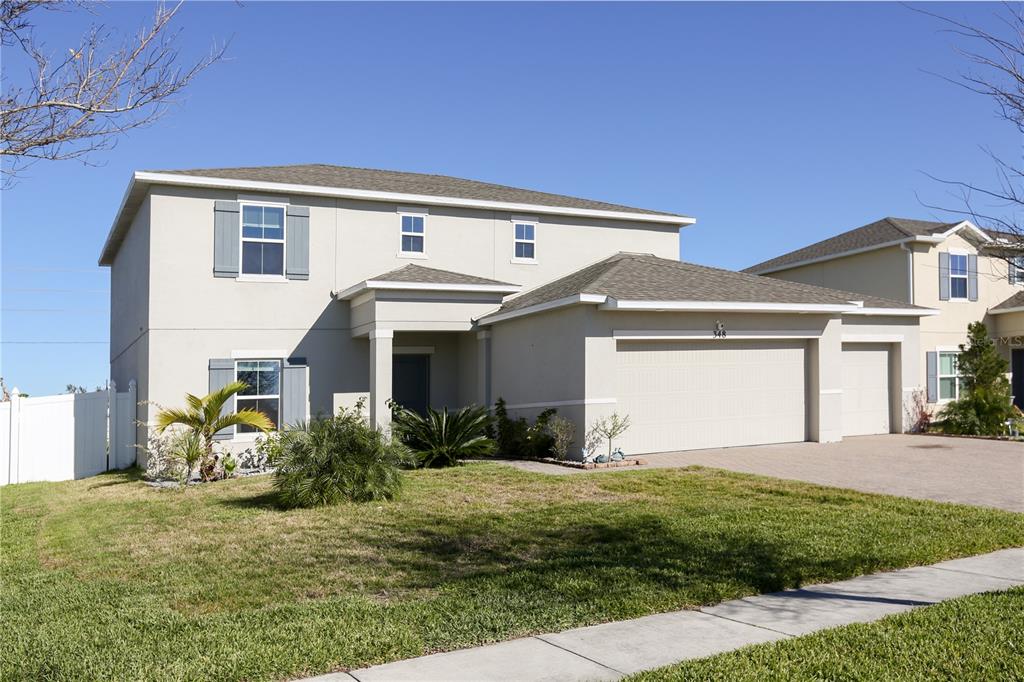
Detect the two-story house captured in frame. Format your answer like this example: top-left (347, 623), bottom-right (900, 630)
top-left (746, 217), bottom-right (1024, 411)
top-left (100, 166), bottom-right (934, 459)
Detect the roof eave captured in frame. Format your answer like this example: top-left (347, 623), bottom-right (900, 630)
top-left (989, 305), bottom-right (1024, 315)
top-left (601, 298), bottom-right (857, 313)
top-left (336, 280), bottom-right (521, 301)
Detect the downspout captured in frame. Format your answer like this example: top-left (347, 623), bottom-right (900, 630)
top-left (901, 243), bottom-right (914, 305)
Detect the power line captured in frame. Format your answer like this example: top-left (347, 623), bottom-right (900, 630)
top-left (1, 341), bottom-right (108, 344)
top-left (6, 288), bottom-right (108, 293)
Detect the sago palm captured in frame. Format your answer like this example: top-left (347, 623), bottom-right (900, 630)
top-left (393, 405), bottom-right (495, 468)
top-left (154, 380), bottom-right (274, 479)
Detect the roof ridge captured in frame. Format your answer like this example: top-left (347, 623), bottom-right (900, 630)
top-left (882, 216), bottom-right (915, 238)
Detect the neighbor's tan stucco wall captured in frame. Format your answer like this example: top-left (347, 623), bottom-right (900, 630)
top-left (765, 245), bottom-right (910, 303)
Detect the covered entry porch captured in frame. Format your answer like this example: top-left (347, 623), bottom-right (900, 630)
top-left (335, 264), bottom-right (518, 427)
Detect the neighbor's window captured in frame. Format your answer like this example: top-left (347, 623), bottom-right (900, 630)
top-left (241, 204), bottom-right (285, 276)
top-left (513, 222), bottom-right (536, 260)
top-left (1012, 256), bottom-right (1024, 285)
top-left (235, 360), bottom-right (281, 432)
top-left (948, 253), bottom-right (968, 299)
top-left (938, 351), bottom-right (961, 401)
top-left (400, 214), bottom-right (425, 254)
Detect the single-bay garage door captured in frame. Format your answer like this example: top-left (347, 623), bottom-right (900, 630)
top-left (841, 343), bottom-right (891, 436)
top-left (615, 340), bottom-right (807, 454)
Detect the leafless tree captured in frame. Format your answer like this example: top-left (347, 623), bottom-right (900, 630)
top-left (915, 4), bottom-right (1024, 254)
top-left (1, 0), bottom-right (225, 183)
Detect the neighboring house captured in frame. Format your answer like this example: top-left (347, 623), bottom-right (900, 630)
top-left (100, 166), bottom-right (933, 459)
top-left (746, 217), bottom-right (1024, 411)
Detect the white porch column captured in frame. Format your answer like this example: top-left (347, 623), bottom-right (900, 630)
top-left (476, 330), bottom-right (491, 408)
top-left (369, 329), bottom-right (394, 429)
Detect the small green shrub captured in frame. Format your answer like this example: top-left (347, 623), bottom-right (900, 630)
top-left (545, 416), bottom-right (576, 461)
top-left (393, 405), bottom-right (495, 468)
top-left (493, 398), bottom-right (556, 458)
top-left (271, 404), bottom-right (410, 508)
top-left (938, 322), bottom-right (1014, 436)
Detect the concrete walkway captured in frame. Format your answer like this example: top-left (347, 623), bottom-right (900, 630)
top-left (498, 435), bottom-right (1024, 512)
top-left (306, 548), bottom-right (1024, 682)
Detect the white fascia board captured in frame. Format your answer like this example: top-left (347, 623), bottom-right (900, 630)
top-left (989, 305), bottom-right (1024, 315)
top-left (133, 172), bottom-right (695, 226)
top-left (98, 175), bottom-right (138, 266)
top-left (336, 280), bottom-right (521, 300)
top-left (843, 307), bottom-right (940, 317)
top-left (600, 298), bottom-right (856, 313)
top-left (477, 293), bottom-right (607, 325)
top-left (614, 329), bottom-right (823, 340)
top-left (934, 220), bottom-right (992, 243)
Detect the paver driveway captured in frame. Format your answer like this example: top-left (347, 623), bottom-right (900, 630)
top-left (504, 435), bottom-right (1023, 512)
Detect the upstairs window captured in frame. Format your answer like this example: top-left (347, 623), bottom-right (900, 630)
top-left (400, 214), bottom-right (425, 255)
top-left (236, 360), bottom-right (281, 432)
top-left (948, 253), bottom-right (968, 299)
top-left (513, 221), bottom-right (536, 261)
top-left (1012, 256), bottom-right (1024, 285)
top-left (241, 204), bottom-right (285, 276)
top-left (938, 352), bottom-right (961, 401)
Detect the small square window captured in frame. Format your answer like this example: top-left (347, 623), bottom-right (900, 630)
top-left (513, 221), bottom-right (536, 261)
top-left (400, 214), bottom-right (426, 253)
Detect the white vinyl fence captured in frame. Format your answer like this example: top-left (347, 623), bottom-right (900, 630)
top-left (1, 381), bottom-right (137, 485)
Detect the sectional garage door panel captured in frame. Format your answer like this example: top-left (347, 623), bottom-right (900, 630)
top-left (841, 343), bottom-right (891, 437)
top-left (615, 340), bottom-right (807, 455)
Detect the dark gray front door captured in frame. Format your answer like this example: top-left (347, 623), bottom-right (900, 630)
top-left (1012, 349), bottom-right (1024, 409)
top-left (393, 354), bottom-right (430, 415)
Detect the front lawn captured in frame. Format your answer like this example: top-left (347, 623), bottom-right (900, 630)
top-left (3, 464), bottom-right (1023, 680)
top-left (630, 587), bottom-right (1024, 681)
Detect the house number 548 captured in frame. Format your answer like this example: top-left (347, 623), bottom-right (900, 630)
top-left (713, 320), bottom-right (727, 338)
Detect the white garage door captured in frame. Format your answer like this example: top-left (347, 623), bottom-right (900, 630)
top-left (841, 343), bottom-right (891, 436)
top-left (615, 340), bottom-right (807, 455)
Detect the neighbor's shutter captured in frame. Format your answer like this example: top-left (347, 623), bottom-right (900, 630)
top-left (938, 252), bottom-right (950, 301)
top-left (281, 357), bottom-right (308, 428)
top-left (967, 254), bottom-right (979, 301)
top-left (285, 206), bottom-right (310, 280)
top-left (926, 351), bottom-right (938, 404)
top-left (213, 201), bottom-right (241, 278)
top-left (209, 358), bottom-right (235, 440)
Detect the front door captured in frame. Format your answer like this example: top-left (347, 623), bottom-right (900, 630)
top-left (1013, 349), bottom-right (1024, 409)
top-left (393, 354), bottom-right (430, 415)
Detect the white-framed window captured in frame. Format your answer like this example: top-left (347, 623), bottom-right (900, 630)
top-left (948, 252), bottom-right (969, 300)
top-left (1011, 256), bottom-right (1024, 285)
top-left (399, 213), bottom-right (426, 256)
top-left (512, 219), bottom-right (537, 262)
top-left (235, 359), bottom-right (281, 432)
top-left (241, 203), bottom-right (286, 277)
top-left (938, 351), bottom-right (962, 401)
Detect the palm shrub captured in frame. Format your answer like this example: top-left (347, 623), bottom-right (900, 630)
top-left (393, 405), bottom-right (495, 468)
top-left (938, 322), bottom-right (1014, 436)
top-left (272, 405), bottom-right (410, 507)
top-left (154, 381), bottom-right (274, 481)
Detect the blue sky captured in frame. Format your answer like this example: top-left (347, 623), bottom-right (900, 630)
top-left (1, 2), bottom-right (1016, 395)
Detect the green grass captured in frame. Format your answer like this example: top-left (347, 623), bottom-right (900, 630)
top-left (630, 587), bottom-right (1024, 681)
top-left (3, 463), bottom-right (1022, 681)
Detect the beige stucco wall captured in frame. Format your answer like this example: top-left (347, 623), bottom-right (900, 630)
top-left (114, 184), bottom-right (679, 449)
top-left (911, 233), bottom-right (1022, 382)
top-left (766, 246), bottom-right (910, 302)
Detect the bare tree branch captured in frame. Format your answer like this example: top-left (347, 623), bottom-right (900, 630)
top-left (910, 3), bottom-right (1024, 263)
top-left (0, 0), bottom-right (225, 184)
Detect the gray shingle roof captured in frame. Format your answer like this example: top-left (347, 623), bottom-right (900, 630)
top-left (369, 264), bottom-right (516, 287)
top-left (744, 217), bottom-right (961, 274)
top-left (992, 290), bottom-right (1024, 311)
top-left (485, 253), bottom-right (920, 318)
top-left (151, 164), bottom-right (685, 218)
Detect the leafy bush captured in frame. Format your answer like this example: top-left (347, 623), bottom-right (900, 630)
top-left (938, 322), bottom-right (1014, 436)
top-left (493, 398), bottom-right (556, 458)
top-left (392, 405), bottom-right (495, 468)
top-left (271, 404), bottom-right (410, 508)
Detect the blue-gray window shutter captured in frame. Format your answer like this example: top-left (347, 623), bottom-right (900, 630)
top-left (967, 254), bottom-right (979, 301)
top-left (213, 201), bottom-right (240, 278)
top-left (286, 206), bottom-right (310, 280)
top-left (281, 357), bottom-right (308, 428)
top-left (938, 252), bottom-right (950, 301)
top-left (926, 351), bottom-right (938, 404)
top-left (209, 358), bottom-right (235, 439)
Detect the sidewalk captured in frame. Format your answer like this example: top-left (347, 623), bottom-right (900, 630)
top-left (306, 548), bottom-right (1024, 682)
